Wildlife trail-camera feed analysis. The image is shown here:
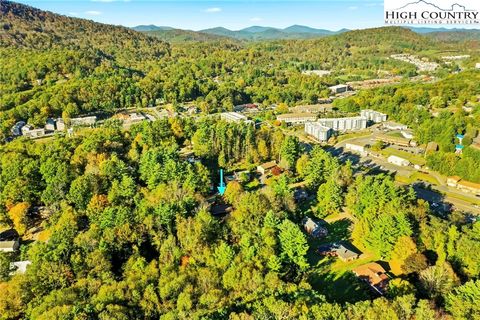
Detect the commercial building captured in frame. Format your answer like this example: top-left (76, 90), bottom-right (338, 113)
top-left (345, 143), bottom-right (366, 155)
top-left (375, 134), bottom-right (412, 147)
top-left (304, 122), bottom-right (332, 141)
top-left (360, 109), bottom-right (387, 123)
top-left (277, 113), bottom-right (317, 124)
top-left (317, 116), bottom-right (367, 131)
top-left (329, 84), bottom-right (350, 94)
top-left (447, 176), bottom-right (480, 195)
top-left (387, 155), bottom-right (410, 167)
top-left (383, 121), bottom-right (408, 131)
top-left (290, 104), bottom-right (333, 114)
top-left (220, 112), bottom-right (253, 124)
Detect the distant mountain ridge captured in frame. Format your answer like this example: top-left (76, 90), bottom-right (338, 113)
top-left (133, 24), bottom-right (349, 40)
top-left (132, 24), bottom-right (480, 41)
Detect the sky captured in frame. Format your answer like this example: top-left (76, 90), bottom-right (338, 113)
top-left (16, 0), bottom-right (386, 30)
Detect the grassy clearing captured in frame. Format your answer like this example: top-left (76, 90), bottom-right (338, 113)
top-left (445, 191), bottom-right (480, 205)
top-left (396, 171), bottom-right (441, 185)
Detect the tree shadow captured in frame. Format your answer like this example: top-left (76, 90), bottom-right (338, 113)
top-left (325, 218), bottom-right (352, 242)
top-left (308, 268), bottom-right (373, 303)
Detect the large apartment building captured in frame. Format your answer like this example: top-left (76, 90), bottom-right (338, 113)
top-left (304, 122), bottom-right (332, 141)
top-left (360, 109), bottom-right (387, 123)
top-left (317, 116), bottom-right (367, 131)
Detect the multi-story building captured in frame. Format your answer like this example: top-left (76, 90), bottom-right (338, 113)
top-left (71, 116), bottom-right (97, 127)
top-left (360, 109), bottom-right (387, 123)
top-left (277, 113), bottom-right (317, 124)
top-left (329, 84), bottom-right (350, 94)
top-left (305, 122), bottom-right (332, 141)
top-left (220, 112), bottom-right (253, 124)
top-left (317, 116), bottom-right (367, 131)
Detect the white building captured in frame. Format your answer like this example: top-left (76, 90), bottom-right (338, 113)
top-left (220, 112), bottom-right (253, 124)
top-left (387, 155), bottom-right (410, 167)
top-left (401, 130), bottom-right (414, 139)
top-left (305, 122), bottom-right (332, 141)
top-left (476, 63), bottom-right (480, 69)
top-left (0, 239), bottom-right (19, 253)
top-left (24, 128), bottom-right (46, 138)
top-left (317, 116), bottom-right (367, 131)
top-left (71, 116), bottom-right (97, 127)
top-left (277, 113), bottom-right (317, 124)
top-left (329, 84), bottom-right (350, 94)
top-left (345, 143), bottom-right (366, 155)
top-left (383, 121), bottom-right (408, 131)
top-left (56, 118), bottom-right (65, 131)
top-left (10, 261), bottom-right (31, 275)
top-left (360, 110), bottom-right (387, 123)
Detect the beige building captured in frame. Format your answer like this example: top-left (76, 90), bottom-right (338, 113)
top-left (277, 113), bottom-right (317, 124)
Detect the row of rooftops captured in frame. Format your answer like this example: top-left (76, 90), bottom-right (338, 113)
top-left (11, 116), bottom-right (98, 139)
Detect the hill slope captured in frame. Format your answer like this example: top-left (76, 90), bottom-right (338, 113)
top-left (0, 0), bottom-right (169, 64)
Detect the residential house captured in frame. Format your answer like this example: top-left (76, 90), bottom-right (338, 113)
top-left (317, 242), bottom-right (361, 262)
top-left (303, 217), bottom-right (328, 238)
top-left (0, 229), bottom-right (20, 253)
top-left (11, 121), bottom-right (26, 136)
top-left (56, 118), bottom-right (66, 131)
top-left (353, 262), bottom-right (389, 295)
top-left (426, 142), bottom-right (439, 153)
top-left (257, 161), bottom-right (277, 175)
top-left (45, 118), bottom-right (56, 131)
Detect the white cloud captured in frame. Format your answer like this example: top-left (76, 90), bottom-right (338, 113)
top-left (365, 2), bottom-right (381, 7)
top-left (250, 17), bottom-right (263, 22)
top-left (68, 12), bottom-right (79, 16)
top-left (85, 10), bottom-right (102, 16)
top-left (205, 7), bottom-right (222, 13)
top-left (348, 6), bottom-right (359, 10)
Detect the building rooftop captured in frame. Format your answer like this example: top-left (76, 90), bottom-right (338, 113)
top-left (258, 161), bottom-right (277, 171)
